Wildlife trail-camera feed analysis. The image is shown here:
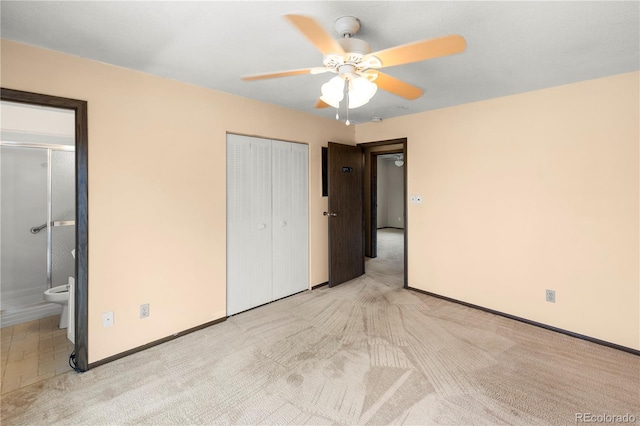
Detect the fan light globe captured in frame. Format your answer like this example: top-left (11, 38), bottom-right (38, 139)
top-left (348, 76), bottom-right (377, 109)
top-left (320, 76), bottom-right (345, 108)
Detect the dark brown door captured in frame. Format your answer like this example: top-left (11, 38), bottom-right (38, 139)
top-left (327, 142), bottom-right (364, 286)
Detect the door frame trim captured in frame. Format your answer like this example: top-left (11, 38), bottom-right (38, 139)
top-left (1, 88), bottom-right (89, 371)
top-left (358, 138), bottom-right (408, 288)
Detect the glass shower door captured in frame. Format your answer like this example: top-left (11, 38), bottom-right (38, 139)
top-left (0, 146), bottom-right (49, 310)
top-left (50, 150), bottom-right (76, 288)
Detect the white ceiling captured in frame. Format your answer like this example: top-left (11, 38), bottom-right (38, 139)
top-left (1, 1), bottom-right (638, 124)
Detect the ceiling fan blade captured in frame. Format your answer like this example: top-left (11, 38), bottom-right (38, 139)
top-left (314, 99), bottom-right (330, 108)
top-left (241, 68), bottom-right (319, 81)
top-left (366, 35), bottom-right (466, 68)
top-left (374, 72), bottom-right (423, 100)
top-left (284, 14), bottom-right (345, 56)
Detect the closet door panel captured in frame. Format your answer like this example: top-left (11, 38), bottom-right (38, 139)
top-left (227, 135), bottom-right (273, 315)
top-left (271, 141), bottom-right (293, 300)
top-left (248, 137), bottom-right (273, 309)
top-left (272, 141), bottom-right (309, 300)
top-left (226, 134), bottom-right (252, 315)
top-left (289, 142), bottom-right (309, 295)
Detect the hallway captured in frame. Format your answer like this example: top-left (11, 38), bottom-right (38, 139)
top-left (366, 228), bottom-right (404, 287)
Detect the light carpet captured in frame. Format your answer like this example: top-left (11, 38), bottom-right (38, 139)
top-left (1, 229), bottom-right (638, 425)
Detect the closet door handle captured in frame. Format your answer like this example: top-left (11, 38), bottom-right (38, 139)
top-left (323, 211), bottom-right (338, 217)
top-left (258, 223), bottom-right (267, 230)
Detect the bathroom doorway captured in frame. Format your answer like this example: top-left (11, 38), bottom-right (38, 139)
top-left (1, 104), bottom-right (76, 327)
top-left (0, 88), bottom-right (88, 372)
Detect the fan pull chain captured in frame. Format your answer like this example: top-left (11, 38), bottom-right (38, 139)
top-left (345, 80), bottom-right (351, 126)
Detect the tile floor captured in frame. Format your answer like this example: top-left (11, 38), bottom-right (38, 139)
top-left (0, 315), bottom-right (74, 394)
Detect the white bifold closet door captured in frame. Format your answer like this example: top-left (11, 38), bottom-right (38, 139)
top-left (226, 135), bottom-right (308, 316)
top-left (271, 140), bottom-right (309, 300)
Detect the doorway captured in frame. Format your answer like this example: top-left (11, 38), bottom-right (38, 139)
top-left (1, 88), bottom-right (89, 371)
top-left (359, 138), bottom-right (407, 288)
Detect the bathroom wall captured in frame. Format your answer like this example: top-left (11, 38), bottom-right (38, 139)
top-left (357, 72), bottom-right (640, 350)
top-left (1, 39), bottom-right (353, 362)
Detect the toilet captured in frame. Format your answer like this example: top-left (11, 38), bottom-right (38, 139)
top-left (44, 249), bottom-right (75, 330)
top-left (44, 283), bottom-right (70, 329)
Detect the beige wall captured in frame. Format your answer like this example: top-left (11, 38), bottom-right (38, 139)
top-left (357, 72), bottom-right (640, 350)
top-left (1, 40), bottom-right (353, 362)
top-left (3, 39), bottom-right (638, 361)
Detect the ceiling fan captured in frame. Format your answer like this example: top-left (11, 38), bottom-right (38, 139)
top-left (242, 14), bottom-right (466, 119)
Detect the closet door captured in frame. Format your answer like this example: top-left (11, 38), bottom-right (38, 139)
top-left (272, 141), bottom-right (309, 300)
top-left (227, 135), bottom-right (273, 315)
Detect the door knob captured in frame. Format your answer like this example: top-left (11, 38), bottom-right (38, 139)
top-left (323, 211), bottom-right (338, 217)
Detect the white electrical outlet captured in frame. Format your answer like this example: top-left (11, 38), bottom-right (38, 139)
top-left (103, 311), bottom-right (114, 327)
top-left (546, 289), bottom-right (556, 303)
top-left (140, 303), bottom-right (150, 319)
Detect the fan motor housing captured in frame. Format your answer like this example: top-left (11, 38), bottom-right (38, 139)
top-left (338, 64), bottom-right (357, 79)
top-left (338, 38), bottom-right (372, 55)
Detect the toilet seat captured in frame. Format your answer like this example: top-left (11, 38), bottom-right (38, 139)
top-left (43, 284), bottom-right (69, 328)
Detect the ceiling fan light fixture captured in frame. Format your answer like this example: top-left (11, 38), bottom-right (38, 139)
top-left (320, 95), bottom-right (340, 109)
top-left (348, 76), bottom-right (377, 109)
top-left (320, 75), bottom-right (345, 108)
top-left (242, 14), bottom-right (467, 115)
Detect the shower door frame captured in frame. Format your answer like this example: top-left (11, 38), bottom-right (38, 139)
top-left (1, 88), bottom-right (89, 371)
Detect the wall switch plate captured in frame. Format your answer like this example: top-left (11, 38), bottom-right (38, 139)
top-left (140, 303), bottom-right (150, 319)
top-left (103, 311), bottom-right (114, 327)
top-left (410, 195), bottom-right (416, 203)
top-left (546, 289), bottom-right (556, 303)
